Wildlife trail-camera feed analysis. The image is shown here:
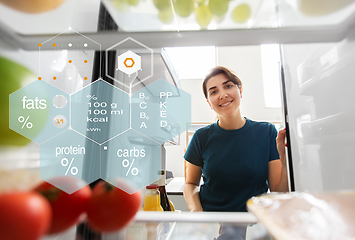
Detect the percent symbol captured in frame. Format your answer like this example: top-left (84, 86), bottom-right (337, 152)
top-left (122, 159), bottom-right (138, 176)
top-left (61, 158), bottom-right (78, 176)
top-left (87, 95), bottom-right (97, 100)
top-left (18, 116), bottom-right (33, 129)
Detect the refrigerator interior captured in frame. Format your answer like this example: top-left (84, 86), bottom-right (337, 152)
top-left (1, 1), bottom-right (355, 239)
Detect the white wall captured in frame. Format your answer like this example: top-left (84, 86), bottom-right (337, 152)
top-left (166, 45), bottom-right (283, 178)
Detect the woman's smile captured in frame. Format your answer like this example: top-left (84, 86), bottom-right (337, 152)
top-left (219, 100), bottom-right (233, 107)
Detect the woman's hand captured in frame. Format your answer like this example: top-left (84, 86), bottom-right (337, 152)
top-left (276, 128), bottom-right (287, 167)
top-left (269, 127), bottom-right (289, 192)
top-left (183, 183), bottom-right (203, 212)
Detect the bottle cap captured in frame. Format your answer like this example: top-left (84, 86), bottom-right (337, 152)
top-left (146, 184), bottom-right (159, 189)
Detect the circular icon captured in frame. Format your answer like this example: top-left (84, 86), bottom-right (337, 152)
top-left (53, 95), bottom-right (68, 109)
top-left (53, 115), bottom-right (67, 128)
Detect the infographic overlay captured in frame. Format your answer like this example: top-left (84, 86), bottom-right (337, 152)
top-left (9, 32), bottom-right (191, 194)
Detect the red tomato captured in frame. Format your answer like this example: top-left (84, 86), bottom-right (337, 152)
top-left (34, 176), bottom-right (92, 234)
top-left (0, 191), bottom-right (52, 240)
top-left (86, 180), bottom-right (141, 232)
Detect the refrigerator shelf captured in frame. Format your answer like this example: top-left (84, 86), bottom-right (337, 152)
top-left (1, 0), bottom-right (355, 50)
top-left (300, 109), bottom-right (355, 142)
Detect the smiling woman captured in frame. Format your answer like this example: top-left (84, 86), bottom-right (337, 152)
top-left (183, 66), bottom-right (288, 239)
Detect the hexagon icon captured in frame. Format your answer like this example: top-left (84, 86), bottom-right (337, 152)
top-left (40, 129), bottom-right (100, 194)
top-left (131, 79), bottom-right (191, 144)
top-left (106, 37), bottom-right (153, 91)
top-left (124, 58), bottom-right (134, 68)
top-left (71, 80), bottom-right (130, 144)
top-left (38, 27), bottom-right (101, 94)
top-left (117, 50), bottom-right (141, 76)
top-left (101, 129), bottom-right (161, 194)
top-left (9, 80), bottom-right (69, 144)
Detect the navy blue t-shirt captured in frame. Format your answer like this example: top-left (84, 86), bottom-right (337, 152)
top-left (184, 118), bottom-right (279, 212)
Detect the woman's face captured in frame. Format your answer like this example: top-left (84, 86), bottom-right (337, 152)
top-left (206, 73), bottom-right (242, 117)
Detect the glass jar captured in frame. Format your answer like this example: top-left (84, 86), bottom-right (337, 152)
top-left (143, 184), bottom-right (163, 212)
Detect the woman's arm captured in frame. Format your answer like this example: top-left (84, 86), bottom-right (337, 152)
top-left (183, 162), bottom-right (203, 212)
top-left (268, 128), bottom-right (289, 192)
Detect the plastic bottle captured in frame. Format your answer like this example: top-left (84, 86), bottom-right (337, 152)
top-left (143, 184), bottom-right (164, 212)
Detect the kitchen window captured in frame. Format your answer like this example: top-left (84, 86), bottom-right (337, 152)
top-left (164, 46), bottom-right (216, 80)
top-left (261, 44), bottom-right (282, 108)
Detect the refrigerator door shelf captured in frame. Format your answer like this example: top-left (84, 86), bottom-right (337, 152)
top-left (297, 35), bottom-right (355, 95)
top-left (281, 23), bottom-right (355, 192)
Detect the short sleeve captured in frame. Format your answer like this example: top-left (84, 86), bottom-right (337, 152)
top-left (184, 130), bottom-right (204, 167)
top-left (269, 124), bottom-right (280, 161)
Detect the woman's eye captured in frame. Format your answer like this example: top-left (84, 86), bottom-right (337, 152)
top-left (210, 90), bottom-right (216, 95)
top-left (226, 84), bottom-right (233, 89)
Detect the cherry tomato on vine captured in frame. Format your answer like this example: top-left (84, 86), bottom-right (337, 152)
top-left (0, 191), bottom-right (52, 240)
top-left (33, 176), bottom-right (92, 234)
top-left (86, 180), bottom-right (141, 232)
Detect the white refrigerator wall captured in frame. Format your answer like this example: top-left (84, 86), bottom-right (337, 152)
top-left (282, 29), bottom-right (355, 191)
top-left (166, 45), bottom-right (283, 177)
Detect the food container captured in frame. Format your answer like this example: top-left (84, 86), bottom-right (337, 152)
top-left (247, 191), bottom-right (355, 240)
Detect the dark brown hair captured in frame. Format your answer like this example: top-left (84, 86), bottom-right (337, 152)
top-left (202, 66), bottom-right (242, 99)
